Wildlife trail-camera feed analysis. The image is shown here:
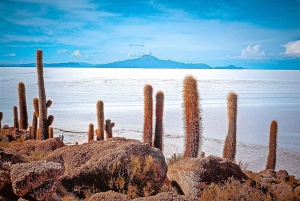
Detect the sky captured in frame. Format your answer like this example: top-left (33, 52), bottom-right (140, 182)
top-left (0, 0), bottom-right (300, 68)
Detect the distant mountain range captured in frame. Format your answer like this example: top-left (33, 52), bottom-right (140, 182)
top-left (1, 54), bottom-right (244, 69)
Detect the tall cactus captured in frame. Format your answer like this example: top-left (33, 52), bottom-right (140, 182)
top-left (96, 100), bottom-right (104, 140)
top-left (13, 106), bottom-right (19, 128)
top-left (105, 119), bottom-right (115, 139)
top-left (223, 92), bottom-right (238, 161)
top-left (0, 112), bottom-right (3, 128)
top-left (153, 91), bottom-right (164, 151)
top-left (36, 50), bottom-right (48, 139)
top-left (266, 120), bottom-right (278, 170)
top-left (18, 82), bottom-right (28, 129)
top-left (143, 84), bottom-right (153, 145)
top-left (88, 123), bottom-right (94, 142)
top-left (183, 76), bottom-right (202, 158)
top-left (31, 112), bottom-right (37, 139)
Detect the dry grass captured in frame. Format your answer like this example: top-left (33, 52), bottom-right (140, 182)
top-left (200, 178), bottom-right (271, 201)
top-left (167, 153), bottom-right (184, 166)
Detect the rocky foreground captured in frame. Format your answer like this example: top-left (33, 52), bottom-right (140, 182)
top-left (0, 132), bottom-right (300, 200)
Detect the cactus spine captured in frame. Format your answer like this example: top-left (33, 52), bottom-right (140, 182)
top-left (143, 84), bottom-right (153, 145)
top-left (266, 120), bottom-right (278, 170)
top-left (33, 98), bottom-right (39, 117)
top-left (18, 82), bottom-right (28, 129)
top-left (0, 112), bottom-right (3, 128)
top-left (88, 123), bottom-right (94, 142)
top-left (36, 50), bottom-right (48, 140)
top-left (223, 92), bottom-right (238, 161)
top-left (153, 91), bottom-right (164, 151)
top-left (183, 76), bottom-right (202, 158)
top-left (105, 119), bottom-right (115, 139)
top-left (31, 112), bottom-right (37, 139)
top-left (13, 106), bottom-right (19, 128)
top-left (96, 100), bottom-right (104, 140)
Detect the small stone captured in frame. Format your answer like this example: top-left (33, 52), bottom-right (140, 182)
top-left (275, 170), bottom-right (289, 181)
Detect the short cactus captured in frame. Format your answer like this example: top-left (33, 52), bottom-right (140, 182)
top-left (31, 112), bottom-right (37, 139)
top-left (88, 123), bottom-right (94, 142)
top-left (49, 127), bottom-right (54, 138)
top-left (18, 82), bottom-right (28, 129)
top-left (153, 91), bottom-right (164, 151)
top-left (105, 119), bottom-right (115, 139)
top-left (183, 76), bottom-right (202, 158)
top-left (223, 92), bottom-right (238, 161)
top-left (0, 112), bottom-right (3, 128)
top-left (13, 106), bottom-right (19, 128)
top-left (143, 84), bottom-right (153, 145)
top-left (96, 100), bottom-right (104, 140)
top-left (33, 98), bottom-right (39, 117)
top-left (46, 100), bottom-right (52, 108)
top-left (266, 120), bottom-right (278, 170)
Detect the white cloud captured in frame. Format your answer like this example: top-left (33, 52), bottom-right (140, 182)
top-left (239, 45), bottom-right (266, 59)
top-left (57, 49), bottom-right (69, 54)
top-left (3, 53), bottom-right (16, 56)
top-left (71, 50), bottom-right (83, 58)
top-left (283, 40), bottom-right (300, 56)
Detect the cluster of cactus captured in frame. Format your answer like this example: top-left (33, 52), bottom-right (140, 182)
top-left (183, 76), bottom-right (202, 158)
top-left (223, 92), bottom-right (238, 161)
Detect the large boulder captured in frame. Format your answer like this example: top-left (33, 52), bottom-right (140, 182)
top-left (45, 137), bottom-right (168, 198)
top-left (0, 147), bottom-right (27, 191)
top-left (10, 161), bottom-right (63, 200)
top-left (167, 155), bottom-right (247, 197)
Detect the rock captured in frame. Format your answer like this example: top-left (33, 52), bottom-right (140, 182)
top-left (133, 192), bottom-right (198, 201)
top-left (10, 161), bottom-right (63, 197)
top-left (2, 127), bottom-right (29, 141)
top-left (270, 182), bottom-right (295, 200)
top-left (275, 170), bottom-right (289, 181)
top-left (258, 169), bottom-right (276, 183)
top-left (294, 186), bottom-right (300, 200)
top-left (23, 180), bottom-right (56, 201)
top-left (0, 147), bottom-right (27, 190)
top-left (167, 155), bottom-right (247, 197)
top-left (8, 137), bottom-right (64, 156)
top-left (88, 190), bottom-right (130, 201)
top-left (45, 137), bottom-right (168, 198)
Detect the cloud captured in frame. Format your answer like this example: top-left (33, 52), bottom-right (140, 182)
top-left (3, 53), bottom-right (16, 57)
top-left (238, 45), bottom-right (266, 59)
top-left (283, 40), bottom-right (300, 56)
top-left (129, 44), bottom-right (145, 47)
top-left (57, 49), bottom-right (69, 54)
top-left (71, 50), bottom-right (83, 58)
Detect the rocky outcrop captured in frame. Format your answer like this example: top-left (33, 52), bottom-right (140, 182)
top-left (275, 170), bottom-right (289, 182)
top-left (45, 137), bottom-right (168, 198)
top-left (88, 190), bottom-right (131, 201)
top-left (167, 155), bottom-right (247, 197)
top-left (10, 161), bottom-right (63, 200)
top-left (8, 137), bottom-right (64, 156)
top-left (270, 182), bottom-right (294, 200)
top-left (1, 127), bottom-right (29, 141)
top-left (133, 192), bottom-right (198, 201)
top-left (0, 148), bottom-right (27, 191)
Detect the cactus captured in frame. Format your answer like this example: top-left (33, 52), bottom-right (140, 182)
top-left (96, 100), bottom-right (104, 140)
top-left (223, 92), bottom-right (238, 161)
top-left (88, 123), bottom-right (94, 142)
top-left (13, 106), bottom-right (19, 128)
top-left (183, 76), bottom-right (202, 158)
top-left (49, 127), bottom-right (54, 138)
top-left (47, 115), bottom-right (54, 127)
top-left (0, 112), bottom-right (3, 128)
top-left (153, 91), bottom-right (164, 151)
top-left (266, 120), bottom-right (278, 170)
top-left (36, 50), bottom-right (48, 140)
top-left (46, 100), bottom-right (52, 108)
top-left (33, 98), bottom-right (39, 117)
top-left (199, 151), bottom-right (205, 158)
top-left (105, 119), bottom-right (115, 139)
top-left (18, 82), bottom-right (28, 129)
top-left (143, 84), bottom-right (153, 145)
top-left (32, 112), bottom-right (37, 139)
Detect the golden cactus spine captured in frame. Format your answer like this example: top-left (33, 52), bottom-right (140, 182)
top-left (0, 112), bottom-right (3, 128)
top-left (49, 127), bottom-right (54, 138)
top-left (143, 84), bottom-right (153, 145)
top-left (96, 100), bottom-right (104, 140)
top-left (153, 91), bottom-right (164, 151)
top-left (88, 123), bottom-right (94, 142)
top-left (223, 92), bottom-right (238, 161)
top-left (105, 119), bottom-right (115, 139)
top-left (18, 82), bottom-right (28, 129)
top-left (31, 112), bottom-right (38, 139)
top-left (183, 76), bottom-right (202, 158)
top-left (13, 106), bottom-right (19, 128)
top-left (36, 50), bottom-right (48, 140)
top-left (266, 120), bottom-right (278, 170)
top-left (33, 98), bottom-right (39, 117)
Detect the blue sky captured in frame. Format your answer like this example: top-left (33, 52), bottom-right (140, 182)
top-left (1, 0), bottom-right (300, 68)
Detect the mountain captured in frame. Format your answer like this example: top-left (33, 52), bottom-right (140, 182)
top-left (0, 55), bottom-right (244, 69)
